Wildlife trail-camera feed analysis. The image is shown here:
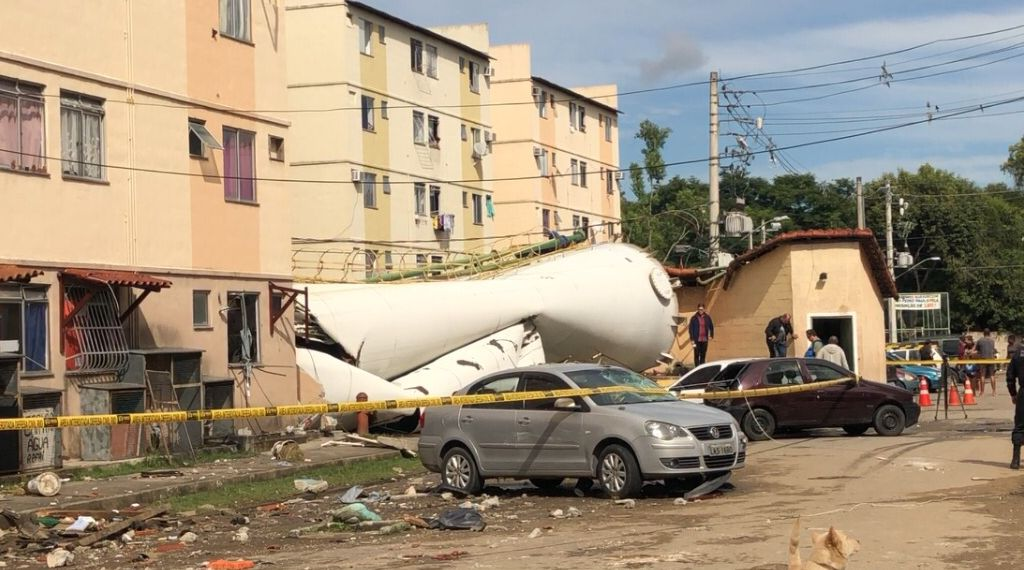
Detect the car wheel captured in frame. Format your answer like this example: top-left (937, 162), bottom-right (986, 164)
top-left (873, 404), bottom-right (907, 436)
top-left (529, 478), bottom-right (565, 491)
top-left (843, 424), bottom-right (870, 436)
top-left (442, 446), bottom-right (484, 495)
top-left (597, 444), bottom-right (643, 500)
top-left (741, 409), bottom-right (776, 441)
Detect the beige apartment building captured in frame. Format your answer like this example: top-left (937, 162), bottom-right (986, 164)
top-left (0, 1), bottom-right (302, 466)
top-left (489, 44), bottom-right (622, 247)
top-left (285, 1), bottom-right (497, 281)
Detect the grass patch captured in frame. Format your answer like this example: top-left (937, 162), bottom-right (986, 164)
top-left (68, 449), bottom-right (256, 481)
top-left (168, 456), bottom-right (425, 512)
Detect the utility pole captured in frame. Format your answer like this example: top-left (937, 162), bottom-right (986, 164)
top-left (708, 71), bottom-right (720, 267)
top-left (855, 176), bottom-right (865, 229)
top-left (885, 181), bottom-right (897, 343)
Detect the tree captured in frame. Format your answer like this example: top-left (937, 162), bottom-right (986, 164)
top-left (1001, 135), bottom-right (1024, 190)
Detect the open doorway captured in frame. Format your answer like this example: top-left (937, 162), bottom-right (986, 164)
top-left (809, 315), bottom-right (856, 372)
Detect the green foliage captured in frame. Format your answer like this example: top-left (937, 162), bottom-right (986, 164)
top-left (1001, 135), bottom-right (1024, 190)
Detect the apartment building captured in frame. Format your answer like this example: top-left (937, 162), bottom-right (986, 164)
top-left (489, 44), bottom-right (621, 247)
top-left (0, 1), bottom-right (301, 465)
top-left (285, 1), bottom-right (496, 281)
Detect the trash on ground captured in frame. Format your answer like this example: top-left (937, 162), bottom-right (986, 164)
top-left (45, 548), bottom-right (74, 568)
top-left (67, 515), bottom-right (97, 532)
top-left (293, 478), bottom-right (329, 494)
top-left (206, 560), bottom-right (256, 570)
top-left (271, 440), bottom-right (304, 462)
top-left (614, 498), bottom-right (636, 508)
top-left (528, 527), bottom-right (543, 539)
top-left (426, 507), bottom-right (486, 531)
top-left (332, 502), bottom-right (382, 523)
top-left (140, 470), bottom-right (185, 478)
top-left (684, 472), bottom-right (732, 500)
top-left (26, 472), bottom-right (62, 497)
top-left (340, 485), bottom-right (364, 503)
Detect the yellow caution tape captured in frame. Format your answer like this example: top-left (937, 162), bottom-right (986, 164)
top-left (0, 377), bottom-right (869, 431)
top-left (895, 359), bottom-right (1009, 366)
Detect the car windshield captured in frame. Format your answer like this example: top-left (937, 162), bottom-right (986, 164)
top-left (565, 368), bottom-right (677, 406)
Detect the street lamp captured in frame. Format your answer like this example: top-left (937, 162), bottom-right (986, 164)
top-left (748, 215), bottom-right (790, 249)
top-left (888, 256), bottom-right (941, 343)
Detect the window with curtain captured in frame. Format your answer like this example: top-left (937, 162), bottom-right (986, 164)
top-left (427, 115), bottom-right (440, 148)
top-left (60, 92), bottom-right (104, 180)
top-left (227, 292), bottom-right (259, 365)
top-left (363, 172), bottom-right (377, 208)
top-left (410, 39), bottom-right (424, 73)
top-left (223, 127), bottom-right (256, 202)
top-left (219, 0), bottom-right (251, 42)
top-left (472, 193), bottom-right (483, 225)
top-left (414, 182), bottom-right (426, 215)
top-left (426, 44), bottom-right (438, 78)
top-left (0, 286), bottom-right (48, 373)
top-left (429, 185), bottom-right (441, 215)
top-left (413, 111), bottom-right (425, 145)
top-left (469, 61), bottom-right (480, 93)
top-left (359, 18), bottom-right (373, 55)
top-left (0, 78), bottom-right (45, 172)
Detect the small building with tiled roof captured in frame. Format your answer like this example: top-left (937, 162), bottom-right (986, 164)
top-left (667, 228), bottom-right (896, 381)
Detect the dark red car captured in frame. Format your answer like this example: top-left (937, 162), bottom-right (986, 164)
top-left (702, 358), bottom-right (920, 440)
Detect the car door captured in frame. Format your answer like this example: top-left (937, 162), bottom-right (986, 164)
top-left (459, 374), bottom-right (523, 472)
top-left (804, 361), bottom-right (860, 426)
top-left (513, 373), bottom-right (587, 475)
top-left (763, 359), bottom-right (821, 427)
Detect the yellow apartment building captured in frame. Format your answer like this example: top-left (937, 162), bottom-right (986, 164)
top-left (0, 1), bottom-right (301, 466)
top-left (489, 44), bottom-right (622, 247)
top-left (285, 1), bottom-right (497, 281)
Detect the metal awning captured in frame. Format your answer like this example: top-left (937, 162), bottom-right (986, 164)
top-left (189, 122), bottom-right (223, 150)
top-left (0, 265), bottom-right (43, 283)
top-left (62, 268), bottom-right (171, 291)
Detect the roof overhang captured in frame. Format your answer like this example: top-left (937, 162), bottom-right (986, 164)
top-left (0, 264), bottom-right (43, 283)
top-left (62, 268), bottom-right (171, 291)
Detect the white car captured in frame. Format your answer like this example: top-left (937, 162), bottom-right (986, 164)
top-left (668, 359), bottom-right (757, 404)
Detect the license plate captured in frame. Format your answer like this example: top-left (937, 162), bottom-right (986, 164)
top-left (707, 443), bottom-right (734, 456)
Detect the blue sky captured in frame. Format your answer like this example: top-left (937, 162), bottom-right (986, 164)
top-left (372, 1), bottom-right (1024, 187)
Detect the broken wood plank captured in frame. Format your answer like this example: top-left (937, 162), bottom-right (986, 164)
top-left (77, 506), bottom-right (167, 547)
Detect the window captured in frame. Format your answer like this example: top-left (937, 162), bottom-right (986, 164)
top-left (362, 172), bottom-right (377, 208)
top-left (807, 362), bottom-right (848, 382)
top-left (219, 0), bottom-right (250, 42)
top-left (485, 195), bottom-right (493, 219)
top-left (382, 175), bottom-right (391, 195)
top-left (410, 38), bottom-right (423, 73)
top-left (570, 158), bottom-right (579, 186)
top-left (380, 100), bottom-right (388, 120)
top-left (359, 18), bottom-right (373, 55)
top-left (188, 119), bottom-right (222, 158)
top-left (605, 114), bottom-right (613, 141)
top-left (414, 182), bottom-right (427, 215)
top-left (0, 78), bottom-right (45, 172)
top-left (413, 111), bottom-right (425, 145)
top-left (467, 375), bottom-right (521, 410)
top-left (361, 95), bottom-right (375, 131)
top-left (572, 215), bottom-right (580, 228)
top-left (0, 286), bottom-right (48, 372)
top-left (582, 216), bottom-right (590, 234)
top-left (227, 292), bottom-right (259, 365)
top-left (468, 61), bottom-right (480, 93)
top-left (378, 24), bottom-right (386, 44)
top-left (192, 290), bottom-right (210, 328)
top-left (429, 185), bottom-right (441, 215)
top-left (538, 148), bottom-right (549, 176)
top-left (470, 127), bottom-right (481, 145)
top-left (472, 193), bottom-right (483, 225)
top-left (460, 124), bottom-right (467, 141)
top-left (569, 102), bottom-right (577, 129)
top-left (61, 92), bottom-right (104, 180)
top-left (222, 127), bottom-right (255, 202)
top-left (577, 104), bottom-right (586, 132)
top-left (430, 255), bottom-right (443, 277)
top-left (269, 135), bottom-right (284, 161)
top-left (534, 88), bottom-right (547, 118)
top-left (364, 250), bottom-right (377, 278)
top-left (542, 209), bottom-right (551, 230)
top-left (522, 373), bottom-right (575, 410)
top-left (579, 161), bottom-right (587, 187)
top-left (416, 254), bottom-right (426, 267)
top-left (426, 44), bottom-right (438, 78)
top-left (764, 361), bottom-right (804, 386)
top-left (606, 170), bottom-right (614, 194)
top-left (459, 56), bottom-right (465, 73)
top-left (427, 115), bottom-right (440, 148)
top-left (384, 251), bottom-right (394, 270)
top-left (462, 191), bottom-right (468, 208)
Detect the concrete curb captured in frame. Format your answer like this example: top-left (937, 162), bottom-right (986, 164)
top-left (17, 449), bottom-right (400, 515)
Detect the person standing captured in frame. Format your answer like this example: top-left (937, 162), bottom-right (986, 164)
top-left (817, 336), bottom-right (850, 370)
top-left (764, 313), bottom-right (796, 358)
top-left (975, 329), bottom-right (997, 396)
top-left (1005, 348), bottom-right (1024, 469)
top-left (804, 329), bottom-right (824, 358)
top-left (688, 303), bottom-right (714, 367)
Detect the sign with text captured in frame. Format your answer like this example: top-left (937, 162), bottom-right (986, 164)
top-left (894, 293), bottom-right (942, 311)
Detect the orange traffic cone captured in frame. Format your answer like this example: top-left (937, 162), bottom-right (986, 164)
top-left (949, 382), bottom-right (961, 406)
top-left (918, 378), bottom-right (933, 407)
top-left (964, 379), bottom-right (977, 405)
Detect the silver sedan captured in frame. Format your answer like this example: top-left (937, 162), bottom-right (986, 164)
top-left (418, 363), bottom-right (746, 499)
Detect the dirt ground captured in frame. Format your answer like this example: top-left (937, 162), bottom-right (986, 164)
top-left (30, 396), bottom-right (1024, 569)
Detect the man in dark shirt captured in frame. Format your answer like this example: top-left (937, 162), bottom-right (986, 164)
top-left (1006, 349), bottom-right (1024, 469)
top-left (764, 314), bottom-right (796, 358)
top-left (688, 303), bottom-right (714, 367)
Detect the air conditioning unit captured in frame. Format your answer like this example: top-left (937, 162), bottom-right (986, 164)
top-left (483, 66), bottom-right (494, 77)
top-left (614, 171), bottom-right (625, 180)
top-left (351, 169), bottom-right (362, 182)
top-left (472, 142), bottom-right (488, 158)
top-left (533, 147), bottom-right (543, 157)
top-left (484, 131), bottom-right (495, 142)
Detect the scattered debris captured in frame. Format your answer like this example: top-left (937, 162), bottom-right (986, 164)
top-left (427, 507), bottom-right (486, 531)
top-left (45, 548), bottom-right (74, 568)
top-left (378, 521), bottom-right (411, 535)
top-left (232, 526), bottom-right (250, 543)
top-left (140, 469), bottom-right (185, 478)
top-left (340, 485), bottom-right (364, 503)
top-left (26, 472), bottom-right (62, 497)
top-left (293, 478), bottom-right (329, 494)
top-left (549, 506), bottom-right (582, 519)
top-left (614, 499), bottom-right (636, 509)
top-left (207, 560), bottom-right (256, 570)
top-left (528, 527), bottom-right (543, 539)
top-left (270, 440), bottom-right (304, 462)
top-left (684, 472), bottom-right (732, 500)
top-left (67, 515), bottom-right (97, 532)
top-left (77, 507), bottom-right (167, 548)
top-left (332, 503), bottom-right (382, 523)
top-left (971, 476), bottom-right (995, 481)
top-left (674, 498), bottom-right (688, 506)
top-left (179, 531), bottom-right (199, 543)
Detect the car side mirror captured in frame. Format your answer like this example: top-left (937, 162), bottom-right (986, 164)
top-left (553, 398), bottom-right (579, 410)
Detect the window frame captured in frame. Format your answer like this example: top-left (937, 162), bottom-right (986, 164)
top-left (0, 285), bottom-right (49, 373)
top-left (426, 44), bottom-right (439, 78)
top-left (222, 126), bottom-right (256, 203)
top-left (577, 105), bottom-right (586, 132)
top-left (413, 111), bottom-right (425, 145)
top-left (605, 114), bottom-right (613, 142)
top-left (410, 38), bottom-right (424, 73)
top-left (466, 375), bottom-right (522, 410)
top-left (579, 161), bottom-right (587, 187)
top-left (60, 91), bottom-right (105, 181)
top-left (358, 18), bottom-right (373, 55)
top-left (542, 208), bottom-right (551, 231)
top-left (569, 102), bottom-right (577, 129)
top-left (361, 95), bottom-right (375, 132)
top-left (472, 193), bottom-right (483, 225)
top-left (192, 290), bottom-right (211, 329)
top-left (414, 182), bottom-right (427, 216)
top-left (382, 175), bottom-right (391, 195)
top-left (427, 114), bottom-right (440, 148)
top-left (468, 61), bottom-right (480, 93)
top-left (362, 172), bottom-right (377, 209)
top-left (219, 0), bottom-right (251, 43)
top-left (268, 135), bottom-right (285, 162)
top-left (380, 100), bottom-right (389, 120)
top-left (570, 158), bottom-right (579, 186)
top-left (226, 291), bottom-right (260, 366)
top-left (0, 77), bottom-right (46, 173)
top-left (429, 185), bottom-right (441, 216)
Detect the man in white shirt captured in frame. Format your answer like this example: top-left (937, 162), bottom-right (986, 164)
top-left (816, 336), bottom-right (850, 370)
